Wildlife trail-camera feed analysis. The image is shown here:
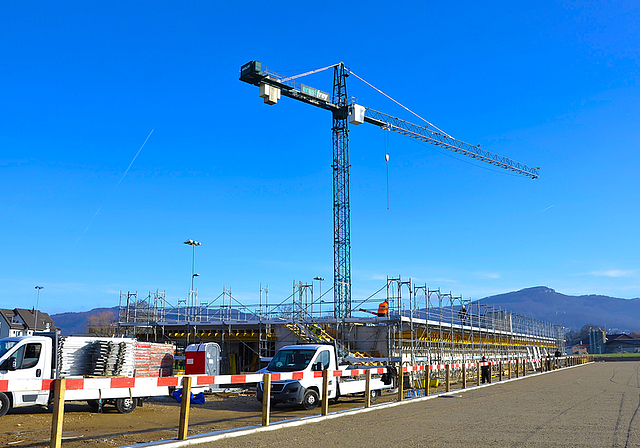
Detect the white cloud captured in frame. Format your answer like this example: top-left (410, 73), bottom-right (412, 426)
top-left (590, 270), bottom-right (636, 278)
top-left (474, 272), bottom-right (501, 279)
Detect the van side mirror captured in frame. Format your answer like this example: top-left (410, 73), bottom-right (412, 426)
top-left (1, 358), bottom-right (17, 371)
top-left (312, 362), bottom-right (324, 371)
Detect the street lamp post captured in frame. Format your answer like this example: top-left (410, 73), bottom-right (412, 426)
top-left (183, 239), bottom-right (201, 321)
top-left (34, 286), bottom-right (43, 333)
top-left (314, 277), bottom-right (324, 316)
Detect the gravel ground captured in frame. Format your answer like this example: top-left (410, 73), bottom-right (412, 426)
top-left (204, 362), bottom-right (640, 448)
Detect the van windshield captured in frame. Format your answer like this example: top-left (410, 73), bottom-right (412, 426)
top-left (0, 340), bottom-right (18, 359)
top-left (267, 349), bottom-right (316, 372)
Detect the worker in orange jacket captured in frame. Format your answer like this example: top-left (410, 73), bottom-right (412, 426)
top-left (377, 301), bottom-right (389, 317)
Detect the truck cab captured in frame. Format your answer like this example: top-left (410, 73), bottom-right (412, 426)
top-left (0, 336), bottom-right (54, 413)
top-left (256, 344), bottom-right (338, 410)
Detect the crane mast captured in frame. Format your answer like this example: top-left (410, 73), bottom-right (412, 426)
top-left (239, 60), bottom-right (539, 322)
top-left (332, 63), bottom-right (351, 320)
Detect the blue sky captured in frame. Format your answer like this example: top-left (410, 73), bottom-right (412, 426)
top-left (2, 1), bottom-right (639, 314)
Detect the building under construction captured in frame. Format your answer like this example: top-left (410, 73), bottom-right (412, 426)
top-left (119, 61), bottom-right (558, 381)
top-left (117, 277), bottom-right (564, 377)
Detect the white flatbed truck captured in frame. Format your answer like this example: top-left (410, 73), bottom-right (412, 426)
top-left (256, 344), bottom-right (393, 410)
top-left (0, 333), bottom-right (174, 417)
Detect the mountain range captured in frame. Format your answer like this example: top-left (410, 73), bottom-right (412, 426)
top-left (49, 286), bottom-right (640, 335)
top-left (478, 286), bottom-right (640, 332)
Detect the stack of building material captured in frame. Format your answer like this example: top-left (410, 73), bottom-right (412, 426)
top-left (90, 340), bottom-right (111, 376)
top-left (115, 341), bottom-right (135, 377)
top-left (134, 342), bottom-right (175, 377)
top-left (58, 336), bottom-right (98, 377)
top-left (96, 341), bottom-right (130, 376)
top-left (57, 336), bottom-right (136, 378)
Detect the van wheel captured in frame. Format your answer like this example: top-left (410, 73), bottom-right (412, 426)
top-left (370, 389), bottom-right (380, 402)
top-left (115, 398), bottom-right (137, 414)
top-left (0, 393), bottom-right (10, 417)
top-left (302, 390), bottom-right (319, 410)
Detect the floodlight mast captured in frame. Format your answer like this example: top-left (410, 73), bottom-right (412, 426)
top-left (239, 60), bottom-right (539, 322)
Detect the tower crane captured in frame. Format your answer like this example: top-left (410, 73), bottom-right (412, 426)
top-left (239, 61), bottom-right (539, 322)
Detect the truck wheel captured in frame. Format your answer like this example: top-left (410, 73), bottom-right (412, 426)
top-left (115, 398), bottom-right (137, 414)
top-left (302, 390), bottom-right (319, 410)
top-left (370, 389), bottom-right (380, 402)
top-left (0, 393), bottom-right (10, 417)
top-left (87, 400), bottom-right (101, 412)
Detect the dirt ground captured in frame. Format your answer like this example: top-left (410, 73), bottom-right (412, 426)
top-left (0, 386), bottom-right (405, 448)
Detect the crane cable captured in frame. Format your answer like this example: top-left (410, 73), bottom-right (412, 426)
top-left (385, 133), bottom-right (390, 210)
top-left (281, 65), bottom-right (452, 140)
top-left (280, 63), bottom-right (341, 82)
top-left (348, 70), bottom-right (452, 138)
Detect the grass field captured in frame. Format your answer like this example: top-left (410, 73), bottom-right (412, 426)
top-left (594, 352), bottom-right (640, 359)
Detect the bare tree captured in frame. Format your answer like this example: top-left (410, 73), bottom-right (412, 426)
top-left (86, 311), bottom-right (116, 336)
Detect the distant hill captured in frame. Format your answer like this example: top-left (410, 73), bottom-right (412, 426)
top-left (478, 286), bottom-right (640, 332)
top-left (51, 307), bottom-right (119, 336)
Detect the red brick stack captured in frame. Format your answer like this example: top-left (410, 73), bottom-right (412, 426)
top-left (133, 342), bottom-right (175, 377)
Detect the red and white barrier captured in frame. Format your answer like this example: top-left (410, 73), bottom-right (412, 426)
top-left (0, 356), bottom-right (583, 393)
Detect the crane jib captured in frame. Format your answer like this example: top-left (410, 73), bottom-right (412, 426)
top-left (239, 61), bottom-right (539, 180)
top-left (363, 108), bottom-right (540, 179)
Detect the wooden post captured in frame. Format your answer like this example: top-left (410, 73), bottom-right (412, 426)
top-left (515, 357), bottom-right (519, 378)
top-left (261, 373), bottom-right (271, 426)
top-left (321, 369), bottom-right (330, 416)
top-left (397, 366), bottom-right (404, 402)
top-left (365, 369), bottom-right (372, 408)
top-left (522, 358), bottom-right (526, 376)
top-left (476, 361), bottom-right (480, 386)
top-left (426, 366), bottom-right (430, 396)
top-left (50, 378), bottom-right (66, 448)
top-left (508, 359), bottom-right (512, 379)
top-left (178, 376), bottom-right (192, 440)
top-left (445, 364), bottom-right (450, 392)
top-left (488, 362), bottom-right (492, 384)
top-left (462, 363), bottom-right (467, 389)
top-left (499, 360), bottom-right (503, 381)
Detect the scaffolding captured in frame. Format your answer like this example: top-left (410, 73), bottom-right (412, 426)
top-left (118, 278), bottom-right (564, 375)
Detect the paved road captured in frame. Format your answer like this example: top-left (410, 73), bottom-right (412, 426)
top-left (197, 362), bottom-right (640, 448)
